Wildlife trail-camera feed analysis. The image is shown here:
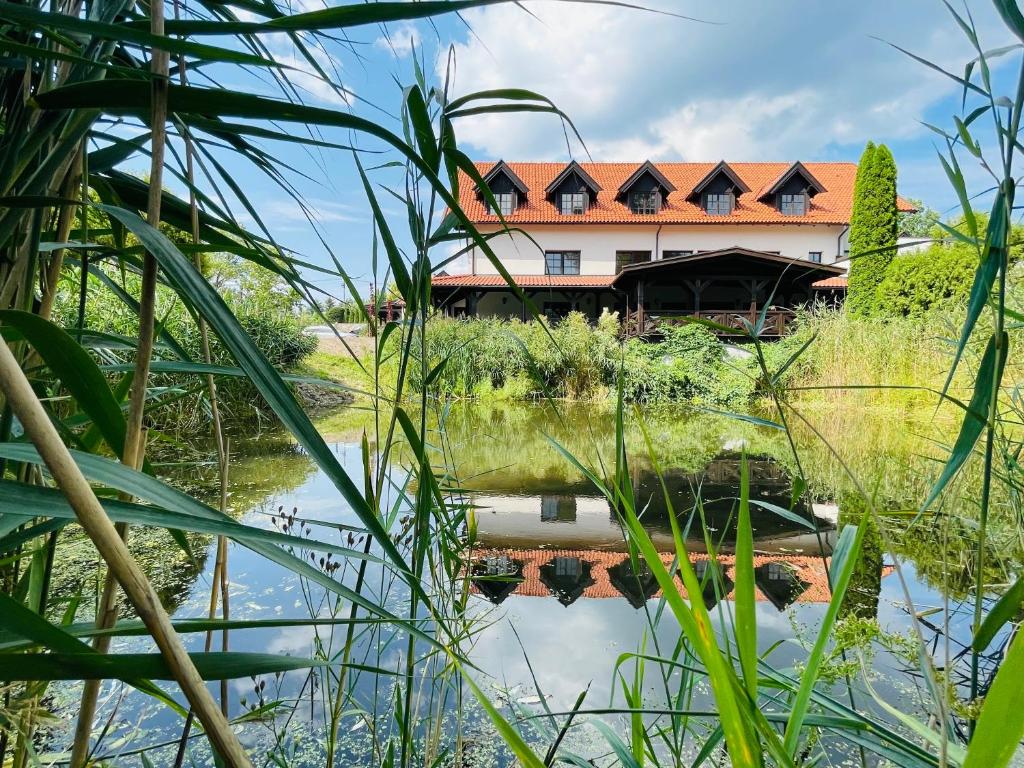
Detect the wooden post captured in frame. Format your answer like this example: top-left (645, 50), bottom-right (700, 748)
top-left (636, 281), bottom-right (645, 331)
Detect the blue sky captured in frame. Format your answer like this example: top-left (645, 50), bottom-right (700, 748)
top-left (134, 0), bottom-right (1021, 299)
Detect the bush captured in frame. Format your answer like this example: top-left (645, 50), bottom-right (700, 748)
top-left (50, 263), bottom-right (318, 433)
top-left (876, 244), bottom-right (976, 317)
top-left (324, 303), bottom-right (362, 324)
top-left (399, 312), bottom-right (757, 406)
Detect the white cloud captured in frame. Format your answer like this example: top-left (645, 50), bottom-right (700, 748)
top-left (440, 0), bottom-right (1011, 164)
top-left (374, 22), bottom-right (422, 58)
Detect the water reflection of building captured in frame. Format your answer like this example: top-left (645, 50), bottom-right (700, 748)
top-left (471, 452), bottom-right (838, 553)
top-left (469, 548), bottom-right (833, 609)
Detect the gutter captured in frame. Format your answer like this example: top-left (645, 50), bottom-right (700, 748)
top-left (654, 224), bottom-right (663, 260)
top-left (836, 225), bottom-right (849, 266)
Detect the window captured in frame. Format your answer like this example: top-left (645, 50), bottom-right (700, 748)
top-left (560, 192), bottom-right (586, 215)
top-left (615, 250), bottom-right (652, 271)
top-left (554, 557), bottom-right (582, 578)
top-left (662, 250), bottom-right (694, 259)
top-left (808, 251), bottom-right (822, 263)
top-left (541, 495), bottom-right (577, 522)
top-left (765, 562), bottom-right (790, 581)
top-left (545, 250), bottom-right (581, 275)
top-left (630, 190), bottom-right (659, 214)
top-left (705, 192), bottom-right (733, 215)
top-left (779, 193), bottom-right (806, 216)
top-left (488, 192), bottom-right (515, 216)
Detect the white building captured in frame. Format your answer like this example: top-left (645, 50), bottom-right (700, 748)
top-left (431, 160), bottom-right (912, 334)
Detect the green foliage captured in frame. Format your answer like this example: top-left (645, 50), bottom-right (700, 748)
top-left (323, 302), bottom-right (363, 324)
top-left (876, 242), bottom-right (977, 316)
top-left (899, 197), bottom-right (939, 238)
top-left (847, 142), bottom-right (899, 317)
top-left (50, 261), bottom-right (317, 432)
top-left (396, 312), bottom-right (761, 406)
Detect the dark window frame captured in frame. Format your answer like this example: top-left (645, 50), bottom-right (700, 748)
top-left (779, 193), bottom-right (807, 216)
top-left (560, 192), bottom-right (587, 215)
top-left (661, 249), bottom-right (694, 259)
top-left (545, 250), bottom-right (581, 275)
top-left (489, 192), bottom-right (515, 216)
top-left (808, 251), bottom-right (822, 264)
top-left (630, 190), bottom-right (659, 215)
top-left (615, 250), bottom-right (652, 271)
top-left (704, 192), bottom-right (734, 215)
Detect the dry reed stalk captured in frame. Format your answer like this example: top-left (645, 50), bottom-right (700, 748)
top-left (71, 0), bottom-right (175, 760)
top-left (0, 336), bottom-right (252, 766)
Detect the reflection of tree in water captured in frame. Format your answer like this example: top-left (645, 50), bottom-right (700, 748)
top-left (837, 493), bottom-right (883, 620)
top-left (49, 433), bottom-right (319, 621)
top-left (887, 513), bottom-right (1023, 601)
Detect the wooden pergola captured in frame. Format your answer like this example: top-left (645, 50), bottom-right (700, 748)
top-left (614, 247), bottom-right (843, 337)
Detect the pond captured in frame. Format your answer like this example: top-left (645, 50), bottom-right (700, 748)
top-left (43, 401), bottom-right (1014, 765)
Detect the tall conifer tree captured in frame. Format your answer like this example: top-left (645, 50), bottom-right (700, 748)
top-left (847, 142), bottom-right (899, 316)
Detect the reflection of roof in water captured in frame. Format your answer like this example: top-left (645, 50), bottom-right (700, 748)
top-left (470, 548), bottom-right (891, 608)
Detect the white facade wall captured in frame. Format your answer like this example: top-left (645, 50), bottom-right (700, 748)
top-left (465, 224), bottom-right (850, 275)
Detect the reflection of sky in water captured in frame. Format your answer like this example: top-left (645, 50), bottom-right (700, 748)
top-left (43, 407), bottom-right (973, 765)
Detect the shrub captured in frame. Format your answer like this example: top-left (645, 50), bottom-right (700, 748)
top-left (875, 244), bottom-right (976, 317)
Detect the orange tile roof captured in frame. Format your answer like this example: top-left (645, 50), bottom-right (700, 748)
top-left (432, 273), bottom-right (617, 288)
top-left (471, 548), bottom-right (835, 604)
top-left (811, 276), bottom-right (849, 289)
top-left (461, 162), bottom-right (916, 226)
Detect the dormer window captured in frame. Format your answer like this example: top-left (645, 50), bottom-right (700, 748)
top-left (546, 161), bottom-right (602, 216)
top-left (631, 191), bottom-right (659, 215)
top-left (687, 161), bottom-right (749, 217)
top-left (477, 160), bottom-right (528, 217)
top-left (489, 192), bottom-right (515, 216)
top-left (561, 192), bottom-right (587, 215)
top-left (618, 161), bottom-right (675, 215)
top-left (759, 162), bottom-right (826, 215)
top-left (705, 192), bottom-right (734, 216)
top-left (779, 193), bottom-right (806, 216)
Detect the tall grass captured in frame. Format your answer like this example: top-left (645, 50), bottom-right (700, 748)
top-left (2, 1), bottom-right (1024, 767)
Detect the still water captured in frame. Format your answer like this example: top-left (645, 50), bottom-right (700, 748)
top-left (47, 402), bottom-right (982, 764)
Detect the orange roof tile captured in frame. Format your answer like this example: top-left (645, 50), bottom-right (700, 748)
top-left (471, 548), bottom-right (836, 604)
top-left (462, 162), bottom-right (916, 226)
top-left (432, 273), bottom-right (616, 289)
top-left (811, 276), bottom-right (849, 289)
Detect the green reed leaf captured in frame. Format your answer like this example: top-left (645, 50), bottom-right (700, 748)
top-left (0, 310), bottom-right (130, 461)
top-left (965, 628), bottom-right (1024, 768)
top-left (973, 574), bottom-right (1024, 652)
top-left (783, 522), bottom-right (864, 757)
top-left (923, 332), bottom-right (1007, 512)
top-left (942, 189), bottom-right (1007, 396)
top-left (0, 651), bottom-right (326, 681)
top-left (734, 452), bottom-right (757, 701)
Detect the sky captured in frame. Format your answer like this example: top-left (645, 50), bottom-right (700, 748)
top-left (141, 0), bottom-right (1022, 299)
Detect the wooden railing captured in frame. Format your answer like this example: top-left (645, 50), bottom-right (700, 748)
top-left (624, 308), bottom-right (795, 338)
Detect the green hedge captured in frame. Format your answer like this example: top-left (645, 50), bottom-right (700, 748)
top-left (875, 244), bottom-right (976, 317)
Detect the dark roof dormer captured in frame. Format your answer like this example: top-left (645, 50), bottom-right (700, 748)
top-left (759, 162), bottom-right (826, 216)
top-left (545, 161), bottom-right (602, 215)
top-left (687, 161), bottom-right (750, 216)
top-left (617, 161), bottom-right (675, 215)
top-left (477, 160), bottom-right (528, 216)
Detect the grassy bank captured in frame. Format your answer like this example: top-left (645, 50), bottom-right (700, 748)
top-left (305, 307), bottom-right (970, 413)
